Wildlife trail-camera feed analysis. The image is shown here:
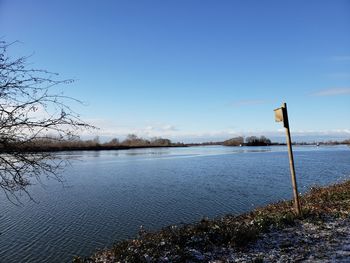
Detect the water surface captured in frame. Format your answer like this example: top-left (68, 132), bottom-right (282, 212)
top-left (0, 145), bottom-right (349, 262)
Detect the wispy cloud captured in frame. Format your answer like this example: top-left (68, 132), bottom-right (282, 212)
top-left (81, 119), bottom-right (183, 139)
top-left (161, 125), bottom-right (178, 131)
top-left (80, 118), bottom-right (350, 143)
top-left (273, 129), bottom-right (350, 143)
top-left (331, 56), bottom-right (350, 62)
top-left (312, 87), bottom-right (350, 96)
top-left (80, 119), bottom-right (242, 142)
top-left (229, 99), bottom-right (267, 107)
top-left (276, 129), bottom-right (350, 136)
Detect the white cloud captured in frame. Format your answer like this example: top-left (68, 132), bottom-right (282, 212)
top-left (80, 119), bottom-right (181, 139)
top-left (162, 125), bottom-right (177, 131)
top-left (312, 87), bottom-right (350, 96)
top-left (288, 129), bottom-right (350, 136)
top-left (80, 118), bottom-right (243, 142)
top-left (79, 118), bottom-right (350, 143)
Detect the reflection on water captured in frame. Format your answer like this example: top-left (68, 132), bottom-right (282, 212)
top-left (92, 151), bottom-right (101, 158)
top-left (235, 148), bottom-right (272, 154)
top-left (124, 149), bottom-right (171, 156)
top-left (0, 145), bottom-right (349, 263)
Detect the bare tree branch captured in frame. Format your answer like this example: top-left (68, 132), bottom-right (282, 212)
top-left (0, 40), bottom-right (95, 203)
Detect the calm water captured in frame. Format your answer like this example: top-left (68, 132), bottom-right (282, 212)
top-left (0, 145), bottom-right (350, 262)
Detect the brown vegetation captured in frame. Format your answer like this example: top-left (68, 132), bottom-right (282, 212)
top-left (222, 136), bottom-right (244, 146)
top-left (318, 139), bottom-right (350, 145)
top-left (223, 136), bottom-right (271, 146)
top-left (1, 134), bottom-right (185, 153)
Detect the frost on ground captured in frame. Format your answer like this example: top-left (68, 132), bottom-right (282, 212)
top-left (231, 216), bottom-right (350, 262)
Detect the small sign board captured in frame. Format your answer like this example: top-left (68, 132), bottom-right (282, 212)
top-left (274, 107), bottom-right (284, 122)
top-left (274, 106), bottom-right (289, 128)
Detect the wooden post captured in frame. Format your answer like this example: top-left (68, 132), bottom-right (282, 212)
top-left (274, 102), bottom-right (301, 215)
top-left (283, 103), bottom-right (301, 215)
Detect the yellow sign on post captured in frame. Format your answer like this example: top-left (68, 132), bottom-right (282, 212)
top-left (274, 102), bottom-right (301, 215)
top-left (274, 107), bottom-right (284, 122)
top-left (274, 106), bottom-right (289, 128)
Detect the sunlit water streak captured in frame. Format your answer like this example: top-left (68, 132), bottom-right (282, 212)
top-left (0, 145), bottom-right (349, 262)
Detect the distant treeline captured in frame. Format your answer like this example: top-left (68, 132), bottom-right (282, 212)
top-left (190, 137), bottom-right (350, 147)
top-left (315, 139), bottom-right (350, 145)
top-left (0, 134), bottom-right (186, 152)
top-left (223, 136), bottom-right (272, 146)
top-left (187, 136), bottom-right (272, 146)
top-left (3, 134), bottom-right (349, 152)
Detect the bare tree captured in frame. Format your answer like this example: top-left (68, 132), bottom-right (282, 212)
top-left (245, 136), bottom-right (271, 146)
top-left (223, 136), bottom-right (244, 146)
top-left (0, 40), bottom-right (94, 202)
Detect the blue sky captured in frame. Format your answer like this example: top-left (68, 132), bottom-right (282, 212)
top-left (1, 0), bottom-right (349, 142)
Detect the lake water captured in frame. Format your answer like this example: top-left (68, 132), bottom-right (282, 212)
top-left (0, 145), bottom-right (350, 262)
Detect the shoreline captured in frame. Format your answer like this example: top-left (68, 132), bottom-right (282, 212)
top-left (0, 144), bottom-right (188, 153)
top-left (2, 143), bottom-right (348, 154)
top-left (75, 179), bottom-right (350, 262)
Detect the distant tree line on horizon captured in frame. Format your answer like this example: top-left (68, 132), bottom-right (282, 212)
top-left (2, 134), bottom-right (349, 153)
top-left (223, 136), bottom-right (272, 146)
top-left (192, 137), bottom-right (350, 147)
top-left (1, 134), bottom-right (185, 152)
top-left (315, 139), bottom-right (350, 145)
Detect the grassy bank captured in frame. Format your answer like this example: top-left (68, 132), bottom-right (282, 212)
top-left (74, 180), bottom-right (350, 262)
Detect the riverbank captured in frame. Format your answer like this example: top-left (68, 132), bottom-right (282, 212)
top-left (75, 179), bottom-right (350, 262)
top-left (3, 142), bottom-right (349, 153)
top-left (0, 144), bottom-right (188, 153)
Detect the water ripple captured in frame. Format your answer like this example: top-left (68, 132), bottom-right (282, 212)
top-left (0, 146), bottom-right (349, 262)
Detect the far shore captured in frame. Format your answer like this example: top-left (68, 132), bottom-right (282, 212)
top-left (1, 134), bottom-right (348, 154)
top-left (2, 142), bottom-right (349, 153)
top-left (0, 144), bottom-right (188, 153)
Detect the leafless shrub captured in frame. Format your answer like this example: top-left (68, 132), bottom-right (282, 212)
top-left (0, 40), bottom-right (94, 203)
